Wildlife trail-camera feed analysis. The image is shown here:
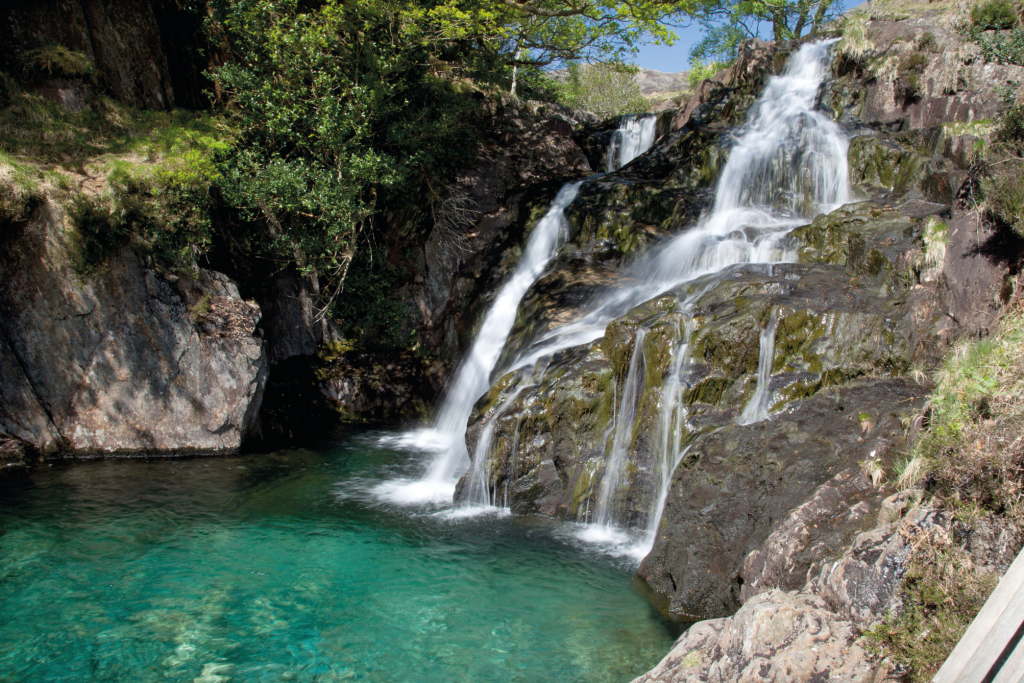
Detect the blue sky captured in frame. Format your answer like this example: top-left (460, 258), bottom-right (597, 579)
top-left (629, 0), bottom-right (860, 71)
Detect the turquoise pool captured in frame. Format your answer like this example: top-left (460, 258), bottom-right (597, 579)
top-left (0, 430), bottom-right (678, 683)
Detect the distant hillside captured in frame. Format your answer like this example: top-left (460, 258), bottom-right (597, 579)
top-left (633, 68), bottom-right (690, 96)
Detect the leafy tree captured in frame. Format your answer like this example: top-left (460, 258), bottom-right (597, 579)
top-left (205, 0), bottom-right (680, 326)
top-left (424, 0), bottom-right (677, 70)
top-left (208, 0), bottom-right (491, 319)
top-left (681, 0), bottom-right (840, 67)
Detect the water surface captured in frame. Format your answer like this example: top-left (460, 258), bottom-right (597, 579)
top-left (0, 430), bottom-right (678, 683)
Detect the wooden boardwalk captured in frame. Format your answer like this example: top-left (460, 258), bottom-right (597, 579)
top-left (933, 547), bottom-right (1024, 683)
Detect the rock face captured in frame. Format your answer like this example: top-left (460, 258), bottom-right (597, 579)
top-left (0, 0), bottom-right (211, 110)
top-left (634, 495), bottom-right (1022, 683)
top-left (632, 590), bottom-right (879, 683)
top-left (0, 201), bottom-right (267, 459)
top-left (404, 98), bottom-right (594, 361)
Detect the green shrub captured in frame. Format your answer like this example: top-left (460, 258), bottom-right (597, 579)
top-left (997, 101), bottom-right (1024, 141)
top-left (917, 32), bottom-right (940, 53)
top-left (688, 61), bottom-right (730, 90)
top-left (557, 62), bottom-right (649, 117)
top-left (332, 247), bottom-right (412, 349)
top-left (971, 0), bottom-right (1019, 30)
top-left (68, 195), bottom-right (130, 272)
top-left (983, 158), bottom-right (1024, 237)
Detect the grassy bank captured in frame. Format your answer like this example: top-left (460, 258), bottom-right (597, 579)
top-left (868, 302), bottom-right (1024, 681)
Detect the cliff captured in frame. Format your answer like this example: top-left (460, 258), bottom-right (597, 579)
top-left (0, 200), bottom-right (266, 460)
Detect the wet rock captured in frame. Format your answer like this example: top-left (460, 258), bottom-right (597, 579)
top-left (810, 505), bottom-right (950, 623)
top-left (406, 101), bottom-right (593, 360)
top-left (318, 350), bottom-right (444, 422)
top-left (0, 201), bottom-right (267, 456)
top-left (673, 39), bottom-right (780, 132)
top-left (638, 379), bottom-right (926, 620)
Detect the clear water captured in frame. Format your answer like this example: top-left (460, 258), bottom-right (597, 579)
top-left (0, 432), bottom-right (679, 683)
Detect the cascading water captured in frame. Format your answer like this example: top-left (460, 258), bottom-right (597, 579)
top-left (739, 312), bottom-right (778, 425)
top-left (502, 40), bottom-right (849, 380)
top-left (375, 181), bottom-right (581, 505)
top-left (387, 109), bottom-right (661, 509)
top-left (479, 39), bottom-right (851, 556)
top-left (607, 114), bottom-right (658, 172)
top-left (594, 328), bottom-right (647, 527)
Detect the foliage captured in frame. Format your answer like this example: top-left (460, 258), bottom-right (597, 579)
top-left (208, 0), bottom-right (499, 320)
top-left (687, 60), bottom-right (730, 89)
top-left (898, 308), bottom-right (1024, 520)
top-left (917, 31), bottom-right (939, 53)
top-left (0, 72), bottom-right (230, 164)
top-left (20, 46), bottom-right (94, 80)
top-left (68, 195), bottom-right (131, 272)
top-left (898, 52), bottom-right (929, 101)
top-left (677, 0), bottom-right (841, 66)
top-left (983, 157), bottom-right (1024, 237)
top-left (332, 247), bottom-right (412, 349)
top-left (421, 0), bottom-right (676, 70)
top-left (557, 62), bottom-right (649, 116)
top-left (0, 151), bottom-right (43, 222)
top-left (68, 135), bottom-right (224, 275)
top-left (866, 526), bottom-right (999, 682)
top-left (971, 0), bottom-right (1019, 30)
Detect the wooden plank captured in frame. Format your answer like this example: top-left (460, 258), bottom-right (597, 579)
top-left (933, 548), bottom-right (1024, 683)
top-left (992, 633), bottom-right (1024, 683)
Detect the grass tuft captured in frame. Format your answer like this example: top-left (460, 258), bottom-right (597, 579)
top-left (866, 525), bottom-right (999, 682)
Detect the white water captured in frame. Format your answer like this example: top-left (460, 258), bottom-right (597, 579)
top-left (375, 181), bottom-right (582, 506)
top-left (739, 312), bottom-right (779, 425)
top-left (507, 41), bottom-right (848, 383)
top-left (594, 328), bottom-right (647, 526)
top-left (607, 114), bottom-right (658, 172)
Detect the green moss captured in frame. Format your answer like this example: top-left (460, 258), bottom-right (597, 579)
top-left (20, 45), bottom-right (94, 80)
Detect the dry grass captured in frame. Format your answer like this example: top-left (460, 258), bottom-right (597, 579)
top-left (867, 524), bottom-right (999, 682)
top-left (899, 303), bottom-right (1024, 520)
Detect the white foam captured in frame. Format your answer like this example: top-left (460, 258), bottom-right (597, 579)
top-left (434, 505), bottom-right (512, 521)
top-left (570, 524), bottom-right (653, 563)
top-left (370, 478), bottom-right (456, 506)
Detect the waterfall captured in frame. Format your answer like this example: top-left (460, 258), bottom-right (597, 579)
top-left (379, 105), bottom-right (663, 508)
top-left (739, 312), bottom-right (778, 425)
top-left (378, 40), bottom-right (848, 532)
top-left (643, 316), bottom-right (696, 544)
top-left (375, 181), bottom-right (582, 505)
top-left (594, 328), bottom-right (647, 526)
top-left (607, 114), bottom-right (658, 172)
top-left (462, 358), bottom-right (551, 507)
top-left (519, 40), bottom-right (848, 557)
top-left (504, 40), bottom-right (847, 376)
